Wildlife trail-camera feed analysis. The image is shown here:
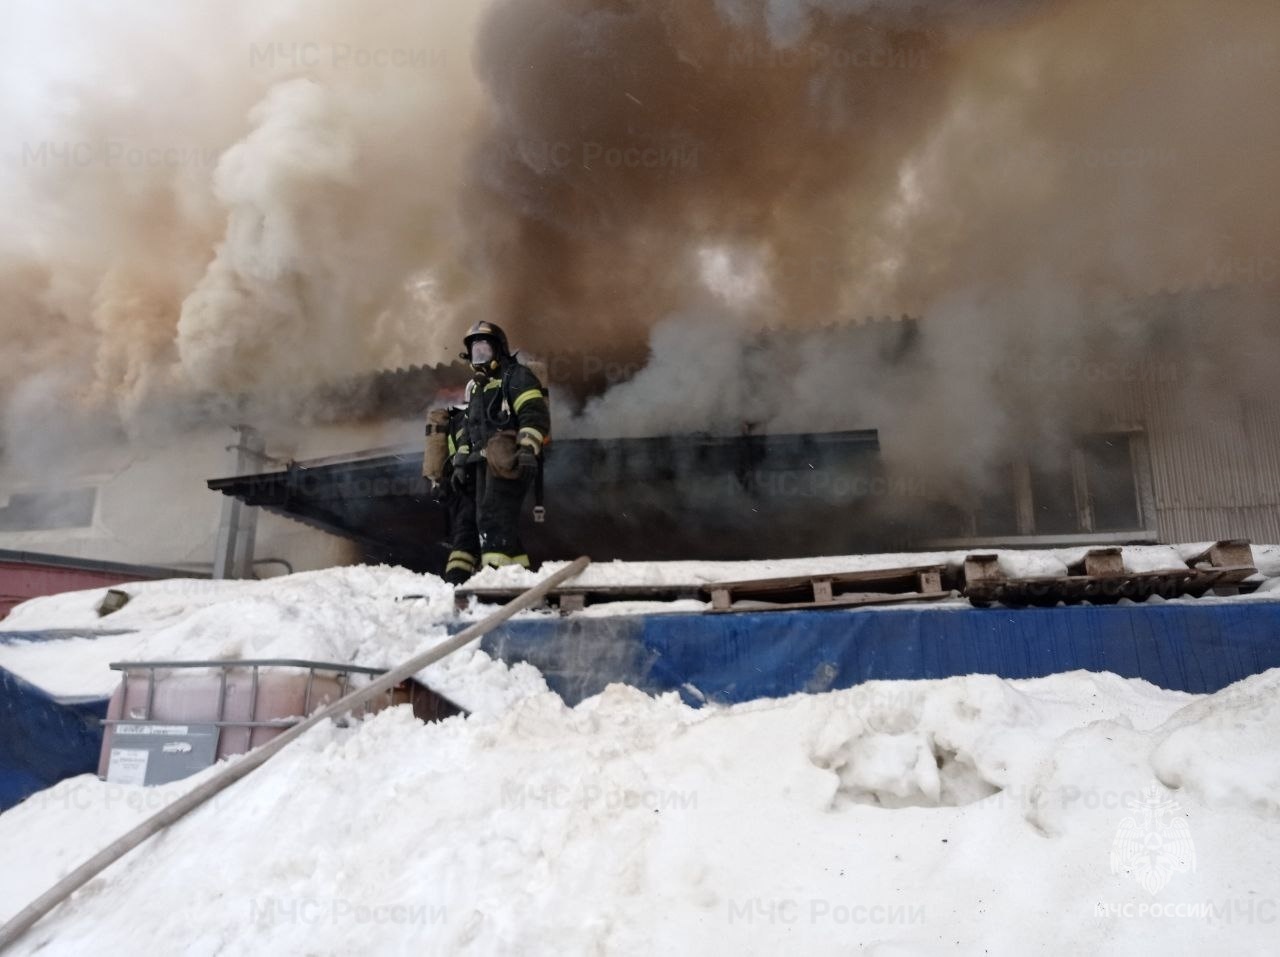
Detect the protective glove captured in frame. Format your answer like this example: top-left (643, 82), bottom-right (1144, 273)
top-left (450, 465), bottom-right (469, 492)
top-left (452, 450), bottom-right (471, 471)
top-left (516, 444), bottom-right (539, 481)
top-left (428, 479), bottom-right (446, 502)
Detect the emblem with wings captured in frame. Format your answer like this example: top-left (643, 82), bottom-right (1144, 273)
top-left (1110, 785), bottom-right (1196, 895)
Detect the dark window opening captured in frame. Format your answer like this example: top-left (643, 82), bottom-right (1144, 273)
top-left (960, 432), bottom-right (1146, 538)
top-left (0, 488), bottom-right (97, 531)
top-left (1028, 458), bottom-right (1079, 536)
top-left (972, 465), bottom-right (1019, 537)
top-left (1081, 435), bottom-right (1141, 531)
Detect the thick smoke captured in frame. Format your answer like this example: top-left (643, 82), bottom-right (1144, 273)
top-left (468, 0), bottom-right (1277, 343)
top-left (465, 0), bottom-right (966, 352)
top-left (1, 0), bottom-right (1278, 490)
top-left (0, 0), bottom-right (485, 449)
top-left (464, 0), bottom-right (1280, 483)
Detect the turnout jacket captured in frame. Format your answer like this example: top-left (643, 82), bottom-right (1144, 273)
top-left (442, 379), bottom-right (475, 470)
top-left (464, 359), bottom-right (550, 459)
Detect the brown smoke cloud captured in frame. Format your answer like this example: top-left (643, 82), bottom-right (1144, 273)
top-left (464, 0), bottom-right (967, 353)
top-left (466, 0), bottom-right (1278, 343)
top-left (460, 0), bottom-right (1279, 489)
top-left (1, 0), bottom-right (1277, 488)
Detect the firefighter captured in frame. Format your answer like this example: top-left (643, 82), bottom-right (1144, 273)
top-left (454, 320), bottom-right (549, 570)
top-left (440, 390), bottom-right (480, 584)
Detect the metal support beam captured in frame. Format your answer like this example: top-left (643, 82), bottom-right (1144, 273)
top-left (213, 426), bottom-right (266, 580)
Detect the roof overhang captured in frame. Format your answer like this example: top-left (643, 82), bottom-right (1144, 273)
top-left (208, 431), bottom-right (884, 570)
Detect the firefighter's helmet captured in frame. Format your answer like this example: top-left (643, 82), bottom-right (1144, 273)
top-left (462, 321), bottom-right (510, 358)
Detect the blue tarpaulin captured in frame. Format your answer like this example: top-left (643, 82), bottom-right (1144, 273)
top-left (4, 602), bottom-right (1280, 808)
top-left (0, 667), bottom-right (106, 811)
top-left (481, 601), bottom-right (1280, 706)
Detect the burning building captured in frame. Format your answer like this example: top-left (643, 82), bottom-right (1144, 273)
top-left (0, 0), bottom-right (1278, 588)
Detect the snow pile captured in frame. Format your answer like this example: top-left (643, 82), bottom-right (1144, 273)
top-left (3, 542), bottom-right (1278, 708)
top-left (468, 543), bottom-right (1277, 594)
top-left (2, 669), bottom-right (1279, 954)
top-left (2, 559), bottom-right (1279, 951)
top-left (0, 566), bottom-right (544, 714)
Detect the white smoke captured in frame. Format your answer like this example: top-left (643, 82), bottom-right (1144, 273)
top-left (0, 0), bottom-right (488, 439)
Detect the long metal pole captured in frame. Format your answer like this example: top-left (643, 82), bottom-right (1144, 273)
top-left (0, 556), bottom-right (590, 952)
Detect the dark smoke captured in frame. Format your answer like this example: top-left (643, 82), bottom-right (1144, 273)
top-left (465, 0), bottom-right (976, 356)
top-left (1, 0), bottom-right (1277, 495)
top-left (462, 0), bottom-right (1280, 485)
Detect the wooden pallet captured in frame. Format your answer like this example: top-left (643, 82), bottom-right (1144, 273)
top-left (709, 589), bottom-right (955, 614)
top-left (453, 542), bottom-right (1259, 614)
top-left (963, 541), bottom-right (1258, 607)
top-left (455, 564), bottom-right (953, 614)
top-left (705, 565), bottom-right (946, 612)
top-left (1183, 539), bottom-right (1258, 596)
top-left (453, 583), bottom-right (704, 613)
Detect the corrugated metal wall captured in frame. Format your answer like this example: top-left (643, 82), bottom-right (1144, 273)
top-left (1117, 368), bottom-right (1280, 543)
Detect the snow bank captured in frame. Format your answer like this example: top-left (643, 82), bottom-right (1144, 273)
top-left (3, 543), bottom-right (1277, 708)
top-left (2, 669), bottom-right (1278, 954)
top-left (2, 556), bottom-right (1279, 951)
top-left (0, 566), bottom-right (543, 715)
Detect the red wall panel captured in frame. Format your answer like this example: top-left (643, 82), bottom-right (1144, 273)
top-left (0, 561), bottom-right (164, 620)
